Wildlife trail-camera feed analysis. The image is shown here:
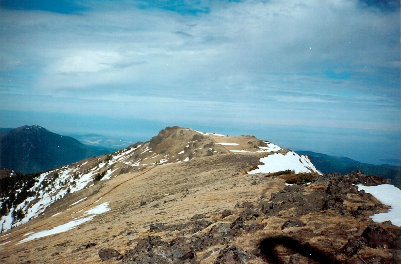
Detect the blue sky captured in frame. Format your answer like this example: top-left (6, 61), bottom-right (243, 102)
top-left (0, 0), bottom-right (400, 165)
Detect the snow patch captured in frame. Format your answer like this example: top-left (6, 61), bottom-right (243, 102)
top-left (113, 145), bottom-right (141, 161)
top-left (184, 157), bottom-right (190, 162)
top-left (178, 150), bottom-right (185, 154)
top-left (140, 146), bottom-right (151, 154)
top-left (248, 151), bottom-right (321, 175)
top-left (230, 150), bottom-right (250, 153)
top-left (257, 142), bottom-right (282, 152)
top-left (19, 216), bottom-right (94, 244)
top-left (159, 159), bottom-right (168, 164)
top-left (356, 184), bottom-right (401, 226)
top-left (0, 209), bottom-right (14, 232)
top-left (71, 197), bottom-right (87, 206)
top-left (69, 170), bottom-right (94, 193)
top-left (193, 130), bottom-right (226, 137)
top-left (217, 142), bottom-right (239, 146)
top-left (101, 169), bottom-right (114, 181)
top-left (132, 161), bottom-right (141, 167)
top-left (19, 202), bottom-right (110, 243)
top-left (85, 202), bottom-right (110, 215)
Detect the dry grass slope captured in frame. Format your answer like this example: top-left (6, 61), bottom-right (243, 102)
top-left (0, 127), bottom-right (399, 263)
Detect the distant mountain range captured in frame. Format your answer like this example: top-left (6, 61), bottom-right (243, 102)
top-left (0, 125), bottom-right (110, 174)
top-left (69, 133), bottom-right (135, 150)
top-left (297, 150), bottom-right (400, 187)
top-left (1, 125), bottom-right (399, 187)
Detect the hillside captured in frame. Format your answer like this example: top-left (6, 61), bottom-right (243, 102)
top-left (297, 150), bottom-right (401, 187)
top-left (0, 126), bottom-right (399, 263)
top-left (0, 125), bottom-right (110, 174)
top-left (0, 129), bottom-right (12, 136)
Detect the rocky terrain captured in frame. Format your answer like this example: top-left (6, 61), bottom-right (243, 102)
top-left (0, 126), bottom-right (399, 263)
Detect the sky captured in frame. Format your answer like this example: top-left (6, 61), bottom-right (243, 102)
top-left (0, 0), bottom-right (400, 165)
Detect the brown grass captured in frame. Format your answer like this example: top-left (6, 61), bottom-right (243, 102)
top-left (280, 173), bottom-right (319, 185)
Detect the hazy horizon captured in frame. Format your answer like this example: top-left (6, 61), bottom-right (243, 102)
top-left (1, 111), bottom-right (399, 166)
top-left (0, 0), bottom-right (400, 166)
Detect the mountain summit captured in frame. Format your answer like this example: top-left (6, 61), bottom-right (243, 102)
top-left (0, 126), bottom-right (399, 263)
top-left (0, 125), bottom-right (109, 174)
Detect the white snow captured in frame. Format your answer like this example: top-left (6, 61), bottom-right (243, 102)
top-left (19, 202), bottom-right (110, 243)
top-left (248, 151), bottom-right (321, 175)
top-left (0, 152), bottom-right (122, 232)
top-left (113, 145), bottom-right (141, 161)
top-left (230, 150), bottom-right (250, 153)
top-left (98, 162), bottom-right (106, 169)
top-left (19, 216), bottom-right (94, 243)
top-left (70, 197), bottom-right (87, 206)
top-left (0, 209), bottom-right (14, 232)
top-left (132, 161), bottom-right (141, 166)
top-left (159, 159), bottom-right (168, 164)
top-left (257, 142), bottom-right (282, 152)
top-left (178, 150), bottom-right (185, 154)
top-left (193, 130), bottom-right (226, 137)
top-left (217, 142), bottom-right (239, 146)
top-left (69, 170), bottom-right (94, 193)
top-left (183, 157), bottom-right (190, 162)
top-left (356, 184), bottom-right (401, 226)
top-left (101, 169), bottom-right (114, 181)
top-left (140, 146), bottom-right (151, 154)
top-left (23, 231), bottom-right (34, 236)
top-left (85, 202), bottom-right (110, 215)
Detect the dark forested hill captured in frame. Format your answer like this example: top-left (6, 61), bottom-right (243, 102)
top-left (297, 150), bottom-right (400, 187)
top-left (0, 125), bottom-right (109, 174)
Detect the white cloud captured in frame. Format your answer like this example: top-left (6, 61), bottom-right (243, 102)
top-left (0, 0), bottom-right (399, 130)
top-left (0, 0), bottom-right (397, 91)
top-left (49, 50), bottom-right (123, 73)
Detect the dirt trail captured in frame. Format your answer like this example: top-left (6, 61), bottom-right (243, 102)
top-left (84, 166), bottom-right (156, 209)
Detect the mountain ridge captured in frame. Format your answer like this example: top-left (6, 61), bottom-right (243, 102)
top-left (0, 126), bottom-right (399, 263)
top-left (0, 126), bottom-right (320, 232)
top-left (0, 125), bottom-right (110, 174)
